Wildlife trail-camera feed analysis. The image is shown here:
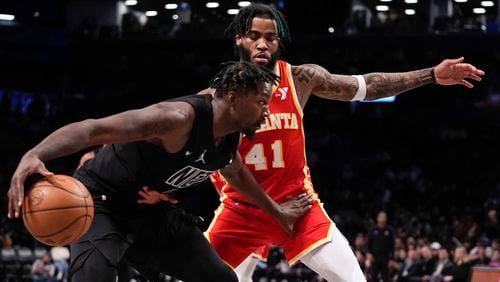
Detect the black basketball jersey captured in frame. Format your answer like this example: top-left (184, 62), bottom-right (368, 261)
top-left (74, 95), bottom-right (239, 210)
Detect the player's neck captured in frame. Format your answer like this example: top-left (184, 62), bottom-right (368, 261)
top-left (211, 99), bottom-right (236, 140)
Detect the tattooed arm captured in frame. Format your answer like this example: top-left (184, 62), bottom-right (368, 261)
top-left (291, 64), bottom-right (358, 106)
top-left (291, 57), bottom-right (485, 108)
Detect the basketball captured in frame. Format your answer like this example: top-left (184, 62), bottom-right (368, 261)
top-left (22, 174), bottom-right (94, 246)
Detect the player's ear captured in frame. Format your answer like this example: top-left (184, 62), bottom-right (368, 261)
top-left (226, 90), bottom-right (238, 104)
top-left (235, 34), bottom-right (242, 46)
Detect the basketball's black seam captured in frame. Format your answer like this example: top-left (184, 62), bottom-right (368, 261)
top-left (70, 176), bottom-right (92, 241)
top-left (31, 215), bottom-right (93, 238)
top-left (29, 183), bottom-right (87, 198)
top-left (69, 177), bottom-right (90, 198)
top-left (23, 206), bottom-right (91, 214)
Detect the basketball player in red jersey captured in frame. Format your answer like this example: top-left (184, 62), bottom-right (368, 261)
top-left (204, 3), bottom-right (485, 281)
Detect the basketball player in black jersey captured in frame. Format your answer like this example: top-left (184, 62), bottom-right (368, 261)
top-left (7, 61), bottom-right (313, 282)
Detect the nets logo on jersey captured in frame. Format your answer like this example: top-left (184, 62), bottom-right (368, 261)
top-left (165, 165), bottom-right (213, 189)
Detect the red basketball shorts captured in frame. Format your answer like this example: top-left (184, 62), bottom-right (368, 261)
top-left (205, 198), bottom-right (334, 268)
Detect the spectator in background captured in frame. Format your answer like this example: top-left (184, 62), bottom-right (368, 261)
top-left (51, 246), bottom-right (70, 282)
top-left (395, 237), bottom-right (406, 253)
top-left (0, 226), bottom-right (13, 248)
top-left (484, 209), bottom-right (500, 240)
top-left (367, 211), bottom-right (395, 281)
top-left (364, 252), bottom-right (375, 281)
top-left (444, 246), bottom-right (471, 282)
top-left (430, 242), bottom-right (441, 255)
top-left (353, 232), bottom-right (368, 272)
top-left (406, 236), bottom-right (417, 251)
top-left (32, 253), bottom-right (55, 282)
top-left (488, 249), bottom-right (500, 268)
top-left (396, 248), bottom-right (421, 282)
top-left (489, 239), bottom-right (500, 257)
top-left (390, 248), bottom-right (408, 279)
top-left (469, 243), bottom-right (490, 266)
top-left (430, 248), bottom-right (453, 282)
top-left (418, 245), bottom-right (438, 281)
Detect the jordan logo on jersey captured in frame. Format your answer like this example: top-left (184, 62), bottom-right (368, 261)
top-left (275, 87), bottom-right (288, 100)
top-left (165, 165), bottom-right (213, 189)
top-left (195, 150), bottom-right (207, 164)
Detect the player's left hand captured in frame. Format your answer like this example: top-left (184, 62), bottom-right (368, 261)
top-left (8, 152), bottom-right (54, 218)
top-left (137, 186), bottom-right (178, 205)
top-left (277, 193), bottom-right (313, 235)
top-left (434, 57), bottom-right (485, 88)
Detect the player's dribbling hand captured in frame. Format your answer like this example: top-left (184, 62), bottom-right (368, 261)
top-left (434, 57), bottom-right (485, 88)
top-left (277, 193), bottom-right (313, 235)
top-left (137, 186), bottom-right (178, 205)
top-left (8, 152), bottom-right (54, 219)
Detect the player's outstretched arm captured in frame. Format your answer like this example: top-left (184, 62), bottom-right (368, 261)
top-left (8, 101), bottom-right (191, 219)
top-left (220, 153), bottom-right (312, 235)
top-left (291, 57), bottom-right (484, 105)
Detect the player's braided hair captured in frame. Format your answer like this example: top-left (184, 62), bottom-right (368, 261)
top-left (226, 3), bottom-right (290, 49)
top-left (210, 61), bottom-right (279, 98)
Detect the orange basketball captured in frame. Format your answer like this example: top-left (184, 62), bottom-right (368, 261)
top-left (22, 174), bottom-right (94, 246)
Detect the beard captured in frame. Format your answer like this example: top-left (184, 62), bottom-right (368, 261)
top-left (237, 44), bottom-right (280, 71)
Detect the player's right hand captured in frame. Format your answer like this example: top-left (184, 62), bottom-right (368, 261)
top-left (8, 152), bottom-right (53, 219)
top-left (278, 193), bottom-right (313, 234)
top-left (137, 186), bottom-right (178, 205)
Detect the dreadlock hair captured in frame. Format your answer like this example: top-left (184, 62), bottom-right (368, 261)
top-left (226, 3), bottom-right (290, 50)
top-left (209, 61), bottom-right (280, 98)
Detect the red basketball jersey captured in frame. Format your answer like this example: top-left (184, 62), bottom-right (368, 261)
top-left (212, 60), bottom-right (316, 203)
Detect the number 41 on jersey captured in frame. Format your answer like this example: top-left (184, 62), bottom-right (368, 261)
top-left (244, 140), bottom-right (284, 171)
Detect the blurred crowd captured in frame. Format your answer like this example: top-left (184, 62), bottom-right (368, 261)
top-left (251, 210), bottom-right (500, 282)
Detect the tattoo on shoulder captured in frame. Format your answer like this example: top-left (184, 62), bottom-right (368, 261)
top-left (292, 65), bottom-right (316, 85)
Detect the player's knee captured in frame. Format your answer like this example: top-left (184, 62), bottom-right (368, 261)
top-left (70, 246), bottom-right (118, 282)
top-left (70, 262), bottom-right (117, 282)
